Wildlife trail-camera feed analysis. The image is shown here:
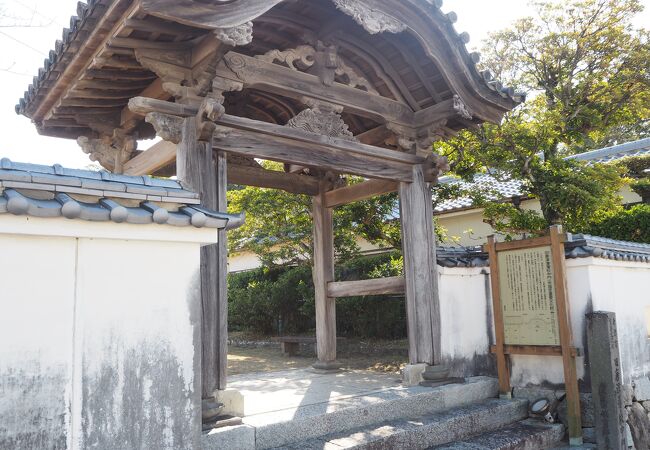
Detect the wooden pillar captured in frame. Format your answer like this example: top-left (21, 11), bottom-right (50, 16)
top-left (399, 164), bottom-right (441, 366)
top-left (214, 151), bottom-right (228, 391)
top-left (312, 180), bottom-right (338, 369)
top-left (177, 118), bottom-right (228, 396)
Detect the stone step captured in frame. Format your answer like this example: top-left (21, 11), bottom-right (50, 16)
top-left (431, 419), bottom-right (565, 450)
top-left (252, 377), bottom-right (499, 449)
top-left (274, 398), bottom-right (529, 450)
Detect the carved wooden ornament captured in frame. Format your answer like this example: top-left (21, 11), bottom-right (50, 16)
top-left (332, 0), bottom-right (407, 34)
top-left (287, 99), bottom-right (356, 141)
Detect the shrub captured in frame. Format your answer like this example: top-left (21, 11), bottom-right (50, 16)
top-left (615, 154), bottom-right (650, 179)
top-left (584, 204), bottom-right (650, 243)
top-left (228, 252), bottom-right (407, 338)
top-left (228, 265), bottom-right (314, 335)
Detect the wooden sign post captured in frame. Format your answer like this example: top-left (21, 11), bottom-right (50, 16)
top-left (484, 225), bottom-right (582, 446)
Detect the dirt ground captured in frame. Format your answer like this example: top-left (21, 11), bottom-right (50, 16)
top-left (227, 335), bottom-right (408, 376)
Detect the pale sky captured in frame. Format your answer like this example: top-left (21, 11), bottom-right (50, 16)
top-left (0, 0), bottom-right (648, 169)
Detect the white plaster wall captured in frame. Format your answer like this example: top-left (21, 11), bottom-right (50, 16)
top-left (587, 259), bottom-right (650, 383)
top-left (0, 216), bottom-right (211, 450)
top-left (510, 258), bottom-right (650, 386)
top-left (74, 238), bottom-right (202, 449)
top-left (0, 234), bottom-right (77, 450)
top-left (440, 258), bottom-right (650, 388)
top-left (438, 267), bottom-right (495, 376)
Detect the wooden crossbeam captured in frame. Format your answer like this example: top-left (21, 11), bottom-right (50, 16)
top-left (355, 125), bottom-right (394, 146)
top-left (413, 98), bottom-right (456, 128)
top-left (123, 140), bottom-right (176, 176)
top-left (489, 345), bottom-right (581, 357)
top-left (214, 51), bottom-right (416, 126)
top-left (327, 277), bottom-right (406, 298)
top-left (228, 165), bottom-right (319, 195)
top-left (212, 128), bottom-right (416, 182)
top-left (128, 97), bottom-right (429, 181)
top-left (122, 138), bottom-right (320, 195)
top-left (324, 179), bottom-right (398, 208)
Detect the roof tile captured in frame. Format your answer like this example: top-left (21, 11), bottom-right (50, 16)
top-left (0, 160), bottom-right (244, 231)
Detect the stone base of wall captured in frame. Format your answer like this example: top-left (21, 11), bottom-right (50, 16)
top-left (623, 378), bottom-right (650, 449)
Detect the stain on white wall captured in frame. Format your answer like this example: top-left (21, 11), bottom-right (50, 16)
top-left (439, 266), bottom-right (495, 377)
top-left (0, 217), bottom-right (212, 450)
top-left (0, 234), bottom-right (76, 450)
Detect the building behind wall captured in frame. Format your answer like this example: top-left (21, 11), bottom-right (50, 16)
top-left (230, 138), bottom-right (650, 272)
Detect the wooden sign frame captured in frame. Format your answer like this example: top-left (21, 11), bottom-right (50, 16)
top-left (484, 225), bottom-right (582, 446)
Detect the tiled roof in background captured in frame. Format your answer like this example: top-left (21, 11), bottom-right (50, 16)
top-left (566, 137), bottom-right (650, 164)
top-left (434, 174), bottom-right (524, 213)
top-left (436, 233), bottom-right (650, 267)
top-left (0, 158), bottom-right (244, 229)
top-left (435, 138), bottom-right (650, 214)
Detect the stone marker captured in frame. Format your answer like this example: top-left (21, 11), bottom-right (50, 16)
top-left (586, 311), bottom-right (626, 450)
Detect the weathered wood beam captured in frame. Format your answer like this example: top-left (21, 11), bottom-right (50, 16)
top-left (217, 114), bottom-right (424, 166)
top-left (215, 51), bottom-right (415, 126)
top-left (329, 33), bottom-right (420, 111)
top-left (327, 277), bottom-right (405, 298)
top-left (76, 79), bottom-right (152, 91)
top-left (122, 17), bottom-right (199, 37)
top-left (128, 97), bottom-right (428, 181)
top-left (92, 56), bottom-right (142, 70)
top-left (70, 89), bottom-right (143, 99)
top-left (489, 344), bottom-right (580, 357)
top-left (312, 180), bottom-right (337, 369)
top-left (122, 138), bottom-right (320, 194)
top-left (413, 98), bottom-right (457, 128)
top-left (123, 140), bottom-right (176, 176)
top-left (355, 125), bottom-right (393, 146)
top-left (108, 36), bottom-right (196, 50)
top-left (400, 165), bottom-right (441, 366)
top-left (58, 98), bottom-right (127, 108)
top-left (176, 117), bottom-right (228, 395)
top-left (129, 96), bottom-right (198, 117)
top-left (214, 150), bottom-right (228, 391)
top-left (324, 179), bottom-right (398, 208)
top-left (213, 128), bottom-right (414, 181)
top-left (41, 119), bottom-right (89, 128)
top-left (228, 165), bottom-right (319, 195)
top-left (85, 69), bottom-right (156, 80)
top-left (54, 106), bottom-right (122, 116)
top-left (120, 78), bottom-right (168, 130)
top-left (105, 46), bottom-right (136, 58)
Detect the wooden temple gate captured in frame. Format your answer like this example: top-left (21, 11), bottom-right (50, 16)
top-left (16, 0), bottom-right (521, 420)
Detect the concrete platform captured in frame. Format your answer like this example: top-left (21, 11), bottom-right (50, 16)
top-left (203, 368), bottom-right (501, 449)
top-left (231, 367), bottom-right (403, 418)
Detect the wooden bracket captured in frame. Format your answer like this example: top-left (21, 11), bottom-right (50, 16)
top-left (77, 128), bottom-right (137, 173)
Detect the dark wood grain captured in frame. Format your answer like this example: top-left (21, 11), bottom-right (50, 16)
top-left (399, 165), bottom-right (440, 366)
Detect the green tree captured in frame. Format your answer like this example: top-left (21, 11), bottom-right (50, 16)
top-left (227, 161), bottom-right (399, 266)
top-left (437, 0), bottom-right (649, 237)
